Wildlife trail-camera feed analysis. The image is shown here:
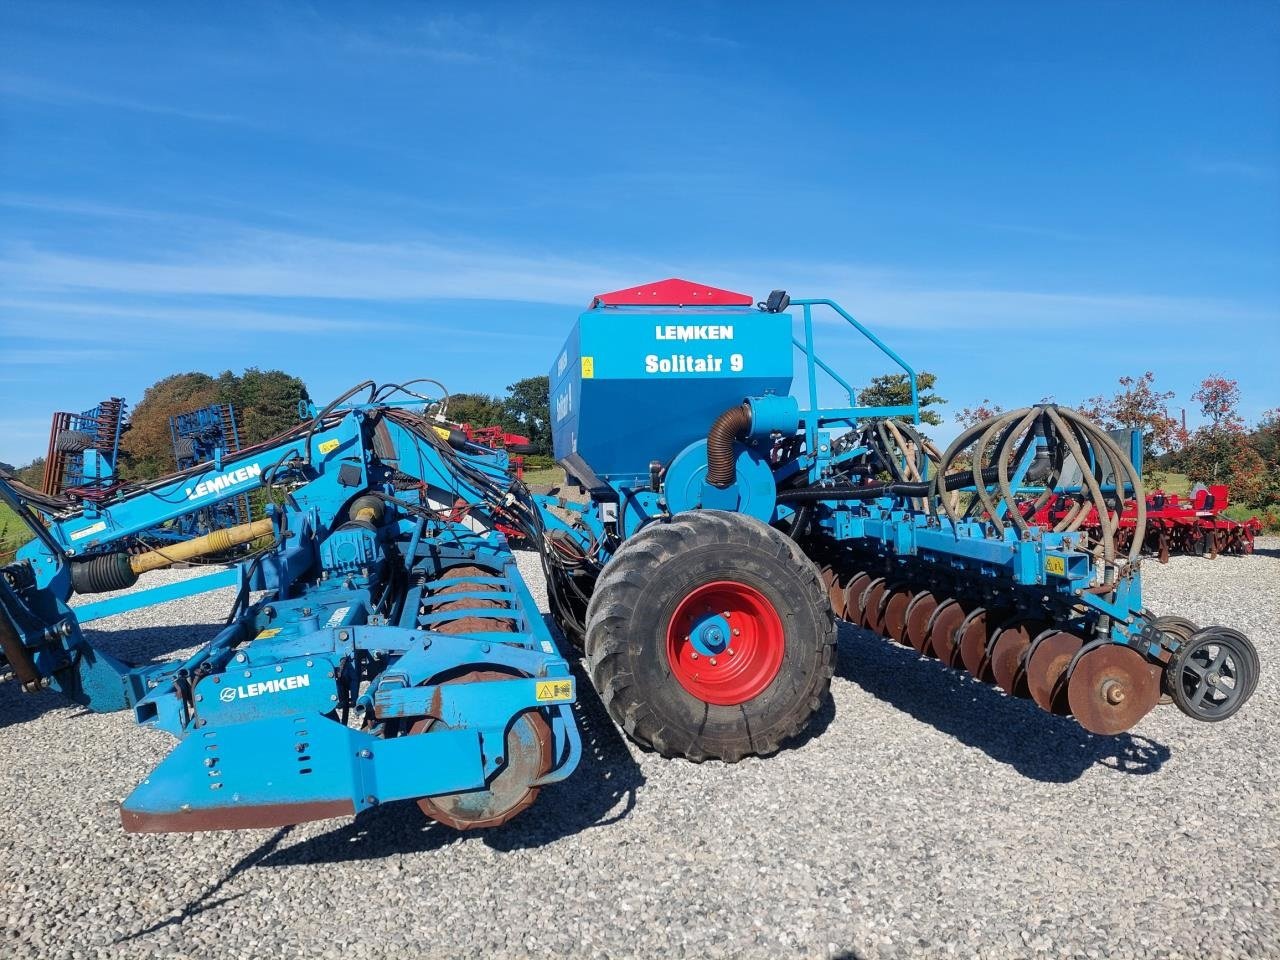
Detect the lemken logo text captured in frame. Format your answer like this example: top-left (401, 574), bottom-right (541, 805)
top-left (655, 325), bottom-right (734, 341)
top-left (220, 673), bottom-right (311, 703)
top-left (185, 463), bottom-right (262, 501)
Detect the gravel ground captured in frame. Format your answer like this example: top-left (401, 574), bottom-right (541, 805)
top-left (2, 541), bottom-right (1277, 959)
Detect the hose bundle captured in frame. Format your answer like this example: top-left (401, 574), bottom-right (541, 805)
top-left (930, 405), bottom-right (1145, 571)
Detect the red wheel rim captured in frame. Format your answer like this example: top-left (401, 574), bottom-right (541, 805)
top-left (665, 580), bottom-right (785, 706)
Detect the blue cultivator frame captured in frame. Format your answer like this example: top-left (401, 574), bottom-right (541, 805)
top-left (41, 397), bottom-right (127, 498)
top-left (1, 393), bottom-right (581, 832)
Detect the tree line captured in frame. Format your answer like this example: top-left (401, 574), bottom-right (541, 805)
top-left (3, 368), bottom-right (308, 486)
top-left (956, 371), bottom-right (1280, 527)
top-left (4, 367), bottom-right (1274, 526)
top-left (439, 376), bottom-right (553, 460)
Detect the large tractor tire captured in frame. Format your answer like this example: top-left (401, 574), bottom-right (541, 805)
top-left (585, 510), bottom-right (836, 762)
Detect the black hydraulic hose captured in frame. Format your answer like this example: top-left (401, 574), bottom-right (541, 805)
top-left (778, 465), bottom-right (1006, 503)
top-left (706, 403), bottom-right (752, 489)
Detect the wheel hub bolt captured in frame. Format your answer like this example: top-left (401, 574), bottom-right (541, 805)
top-left (709, 657), bottom-right (718, 665)
top-left (1102, 680), bottom-right (1126, 705)
top-left (1207, 672), bottom-right (1219, 686)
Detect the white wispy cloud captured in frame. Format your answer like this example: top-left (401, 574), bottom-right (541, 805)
top-left (1190, 159), bottom-right (1278, 181)
top-left (2, 202), bottom-right (1272, 342)
top-left (0, 74), bottom-right (252, 126)
top-left (0, 347), bottom-right (126, 365)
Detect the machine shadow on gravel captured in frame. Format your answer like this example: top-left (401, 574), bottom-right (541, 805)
top-left (259, 655), bottom-right (646, 866)
top-left (0, 682), bottom-right (57, 729)
top-left (1, 622), bottom-right (227, 728)
top-left (81, 622), bottom-right (226, 665)
top-left (834, 624), bottom-right (1171, 782)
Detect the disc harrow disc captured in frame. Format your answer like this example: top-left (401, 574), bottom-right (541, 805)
top-left (958, 608), bottom-right (995, 679)
top-left (926, 599), bottom-right (967, 665)
top-left (989, 620), bottom-right (1042, 697)
top-left (843, 573), bottom-right (871, 626)
top-left (1024, 630), bottom-right (1083, 714)
top-left (883, 586), bottom-right (915, 645)
top-left (1066, 644), bottom-right (1161, 735)
top-left (862, 579), bottom-right (890, 634)
top-left (905, 591), bottom-right (938, 655)
top-left (820, 565), bottom-right (846, 620)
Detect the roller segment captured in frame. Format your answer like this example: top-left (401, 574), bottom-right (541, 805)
top-left (413, 671), bottom-right (554, 830)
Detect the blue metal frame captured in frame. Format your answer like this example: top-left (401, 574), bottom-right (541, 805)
top-left (1, 399), bottom-right (581, 833)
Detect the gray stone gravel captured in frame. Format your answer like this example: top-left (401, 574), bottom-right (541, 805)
top-left (2, 543), bottom-right (1278, 959)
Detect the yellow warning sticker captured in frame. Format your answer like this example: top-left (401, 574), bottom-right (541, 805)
top-left (432, 425), bottom-right (452, 440)
top-left (255, 627), bottom-right (283, 640)
top-left (317, 438), bottom-right (341, 455)
top-left (535, 680), bottom-right (574, 702)
top-left (1045, 555), bottom-right (1067, 577)
top-left (580, 356), bottom-right (595, 379)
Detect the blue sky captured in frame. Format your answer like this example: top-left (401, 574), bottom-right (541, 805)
top-left (2, 1), bottom-right (1277, 464)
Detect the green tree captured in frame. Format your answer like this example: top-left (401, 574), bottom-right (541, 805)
top-left (1080, 371), bottom-right (1185, 460)
top-left (502, 375), bottom-right (551, 454)
top-left (444, 393), bottom-right (507, 429)
top-left (120, 373), bottom-right (222, 478)
top-left (217, 368), bottom-right (310, 445)
top-left (9, 458), bottom-right (45, 488)
top-left (857, 371), bottom-right (946, 427)
top-left (1180, 375), bottom-right (1265, 505)
top-left (954, 399), bottom-right (1004, 430)
top-left (121, 368), bottom-right (309, 479)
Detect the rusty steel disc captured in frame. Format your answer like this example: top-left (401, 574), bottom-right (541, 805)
top-left (820, 565), bottom-right (846, 620)
top-left (926, 599), bottom-right (967, 665)
top-left (957, 607), bottom-right (995, 679)
top-left (413, 670), bottom-right (554, 830)
top-left (989, 620), bottom-right (1043, 697)
top-left (842, 572), bottom-right (871, 626)
top-left (882, 586), bottom-right (915, 645)
top-left (1066, 644), bottom-right (1161, 736)
top-left (1025, 630), bottom-right (1083, 714)
top-left (863, 579), bottom-right (891, 635)
top-left (904, 591), bottom-right (938, 655)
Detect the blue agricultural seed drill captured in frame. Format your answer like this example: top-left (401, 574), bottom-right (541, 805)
top-left (543, 278), bottom-right (1258, 759)
top-left (0, 279), bottom-right (1259, 836)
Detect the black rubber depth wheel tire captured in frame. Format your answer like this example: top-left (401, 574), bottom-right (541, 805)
top-left (54, 430), bottom-right (94, 453)
top-left (585, 510), bottom-right (836, 763)
top-left (1167, 627), bottom-right (1260, 722)
top-left (173, 436), bottom-right (197, 461)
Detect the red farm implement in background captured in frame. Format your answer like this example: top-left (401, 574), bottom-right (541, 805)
top-left (1031, 484), bottom-right (1261, 563)
top-left (459, 424), bottom-right (535, 480)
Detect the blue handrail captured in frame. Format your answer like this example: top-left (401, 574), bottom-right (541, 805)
top-left (790, 298), bottom-right (920, 425)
